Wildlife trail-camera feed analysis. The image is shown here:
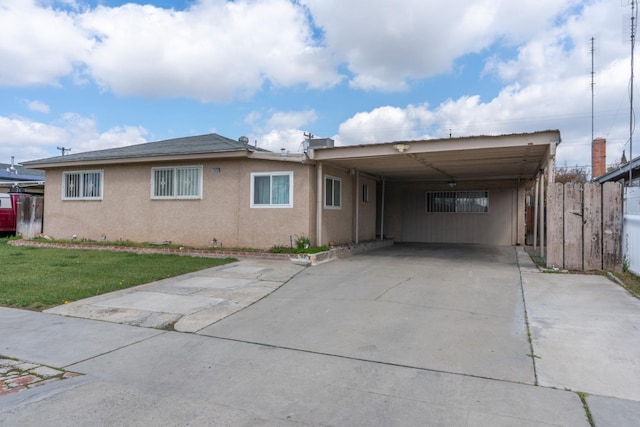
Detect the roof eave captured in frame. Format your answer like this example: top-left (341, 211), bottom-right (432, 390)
top-left (22, 149), bottom-right (251, 169)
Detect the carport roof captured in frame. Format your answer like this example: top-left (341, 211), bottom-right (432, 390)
top-left (311, 130), bottom-right (561, 182)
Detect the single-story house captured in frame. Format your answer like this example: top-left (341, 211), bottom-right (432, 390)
top-left (0, 159), bottom-right (45, 194)
top-left (22, 130), bottom-right (560, 249)
top-left (596, 155), bottom-right (640, 187)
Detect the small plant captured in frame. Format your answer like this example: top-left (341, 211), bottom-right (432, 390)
top-left (623, 256), bottom-right (630, 273)
top-left (295, 235), bottom-right (311, 249)
top-left (269, 245), bottom-right (329, 254)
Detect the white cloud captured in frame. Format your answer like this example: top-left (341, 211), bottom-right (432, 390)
top-left (0, 115), bottom-right (68, 163)
top-left (265, 110), bottom-right (318, 131)
top-left (0, 113), bottom-right (148, 164)
top-left (336, 105), bottom-right (432, 145)
top-left (302, 0), bottom-right (581, 91)
top-left (79, 0), bottom-right (340, 101)
top-left (255, 129), bottom-right (309, 153)
top-left (57, 113), bottom-right (148, 153)
top-left (244, 108), bottom-right (317, 152)
top-left (0, 0), bottom-right (90, 86)
top-left (25, 100), bottom-right (51, 114)
top-left (334, 0), bottom-right (633, 170)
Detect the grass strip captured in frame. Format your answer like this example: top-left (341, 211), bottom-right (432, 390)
top-left (0, 238), bottom-right (235, 311)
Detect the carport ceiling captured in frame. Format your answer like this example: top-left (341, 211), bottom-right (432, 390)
top-left (312, 130), bottom-right (560, 182)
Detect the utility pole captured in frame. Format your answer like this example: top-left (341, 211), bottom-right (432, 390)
top-left (590, 37), bottom-right (595, 150)
top-left (57, 146), bottom-right (71, 156)
top-left (630, 0), bottom-right (636, 185)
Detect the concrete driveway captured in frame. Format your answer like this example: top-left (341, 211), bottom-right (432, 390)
top-left (1, 243), bottom-right (639, 426)
top-left (200, 244), bottom-right (534, 384)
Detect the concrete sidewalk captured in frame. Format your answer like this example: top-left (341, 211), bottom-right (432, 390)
top-left (1, 244), bottom-right (639, 425)
top-left (45, 259), bottom-right (305, 333)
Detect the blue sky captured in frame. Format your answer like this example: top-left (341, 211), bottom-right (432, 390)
top-left (0, 0), bottom-right (636, 172)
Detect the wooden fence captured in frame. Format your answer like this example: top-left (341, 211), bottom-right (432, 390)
top-left (546, 182), bottom-right (623, 271)
top-left (16, 195), bottom-right (44, 239)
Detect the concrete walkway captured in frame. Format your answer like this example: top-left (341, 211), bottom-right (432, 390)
top-left (45, 259), bottom-right (306, 333)
top-left (1, 243), bottom-right (639, 425)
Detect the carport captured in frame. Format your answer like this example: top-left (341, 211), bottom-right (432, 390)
top-left (311, 130), bottom-right (560, 247)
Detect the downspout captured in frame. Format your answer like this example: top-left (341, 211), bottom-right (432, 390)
top-left (316, 162), bottom-right (323, 246)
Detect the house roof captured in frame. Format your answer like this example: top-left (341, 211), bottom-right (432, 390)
top-left (23, 133), bottom-right (267, 168)
top-left (0, 163), bottom-right (45, 182)
top-left (311, 130), bottom-right (561, 182)
top-left (596, 155), bottom-right (640, 183)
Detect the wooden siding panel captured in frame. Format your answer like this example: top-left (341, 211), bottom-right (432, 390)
top-left (583, 183), bottom-right (602, 270)
top-left (603, 181), bottom-right (623, 271)
top-left (563, 183), bottom-right (583, 270)
top-left (546, 183), bottom-right (564, 268)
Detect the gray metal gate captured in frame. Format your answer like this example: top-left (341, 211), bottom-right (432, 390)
top-left (624, 187), bottom-right (640, 275)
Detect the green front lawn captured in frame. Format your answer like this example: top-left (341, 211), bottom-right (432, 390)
top-left (0, 239), bottom-right (235, 311)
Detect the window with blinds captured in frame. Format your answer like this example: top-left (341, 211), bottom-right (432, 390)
top-left (425, 191), bottom-right (489, 213)
top-left (250, 172), bottom-right (293, 208)
top-left (62, 170), bottom-right (103, 200)
top-left (151, 166), bottom-right (202, 199)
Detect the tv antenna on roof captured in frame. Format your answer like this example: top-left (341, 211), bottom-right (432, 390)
top-left (57, 146), bottom-right (71, 156)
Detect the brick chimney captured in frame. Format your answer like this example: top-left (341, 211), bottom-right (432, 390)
top-left (592, 137), bottom-right (606, 179)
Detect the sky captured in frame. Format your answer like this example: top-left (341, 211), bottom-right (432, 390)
top-left (0, 0), bottom-right (637, 174)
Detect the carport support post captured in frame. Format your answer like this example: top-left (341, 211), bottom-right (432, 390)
top-left (316, 161), bottom-right (324, 246)
top-left (534, 174), bottom-right (539, 250)
top-left (379, 178), bottom-right (385, 240)
top-left (540, 169), bottom-right (546, 258)
top-left (354, 170), bottom-right (360, 244)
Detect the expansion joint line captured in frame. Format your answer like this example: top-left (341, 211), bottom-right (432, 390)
top-left (516, 248), bottom-right (539, 386)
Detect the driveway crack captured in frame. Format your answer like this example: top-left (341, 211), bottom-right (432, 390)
top-left (375, 277), bottom-right (412, 301)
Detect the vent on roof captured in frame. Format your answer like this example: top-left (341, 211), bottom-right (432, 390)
top-left (238, 136), bottom-right (249, 145)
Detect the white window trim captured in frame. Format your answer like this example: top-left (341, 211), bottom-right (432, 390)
top-left (250, 171), bottom-right (294, 208)
top-left (151, 166), bottom-right (203, 200)
top-left (61, 170), bottom-right (104, 201)
top-left (324, 175), bottom-right (342, 210)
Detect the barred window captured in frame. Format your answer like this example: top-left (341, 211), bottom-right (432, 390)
top-left (425, 191), bottom-right (488, 213)
top-left (152, 166), bottom-right (202, 199)
top-left (62, 170), bottom-right (103, 200)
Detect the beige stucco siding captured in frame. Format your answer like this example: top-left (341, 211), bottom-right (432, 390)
top-left (384, 180), bottom-right (520, 246)
top-left (320, 166), bottom-right (354, 245)
top-left (357, 175), bottom-right (377, 242)
top-left (42, 159), bottom-right (314, 249)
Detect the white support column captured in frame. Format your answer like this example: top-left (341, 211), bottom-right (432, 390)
top-left (540, 169), bottom-right (546, 258)
top-left (534, 174), bottom-right (539, 250)
top-left (380, 178), bottom-right (386, 240)
top-left (316, 162), bottom-right (323, 246)
top-left (355, 171), bottom-right (360, 244)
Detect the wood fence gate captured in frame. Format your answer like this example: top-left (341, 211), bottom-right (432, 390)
top-left (546, 182), bottom-right (623, 271)
top-left (16, 195), bottom-right (44, 239)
